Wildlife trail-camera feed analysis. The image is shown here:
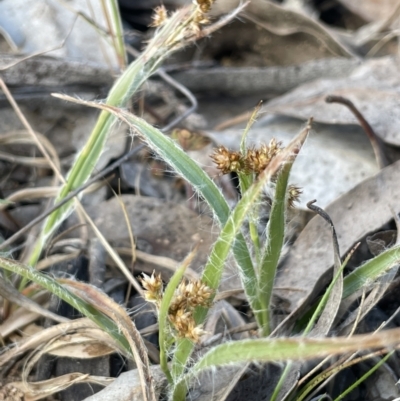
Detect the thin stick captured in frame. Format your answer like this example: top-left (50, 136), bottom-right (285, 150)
top-left (0, 79), bottom-right (63, 182)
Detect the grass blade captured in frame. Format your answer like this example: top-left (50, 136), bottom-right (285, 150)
top-left (110, 109), bottom-right (260, 317)
top-left (102, 0), bottom-right (127, 69)
top-left (343, 244), bottom-right (400, 299)
top-left (178, 330), bottom-right (400, 387)
top-left (332, 351), bottom-right (393, 401)
top-left (0, 257), bottom-right (131, 356)
top-left (258, 122), bottom-right (311, 335)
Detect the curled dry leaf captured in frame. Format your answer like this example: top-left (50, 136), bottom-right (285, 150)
top-left (2, 374), bottom-right (114, 401)
top-left (264, 57), bottom-right (400, 146)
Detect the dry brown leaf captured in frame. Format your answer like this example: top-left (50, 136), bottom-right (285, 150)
top-left (275, 159), bottom-right (400, 321)
top-left (0, 319), bottom-right (111, 370)
top-left (171, 58), bottom-right (361, 97)
top-left (0, 55), bottom-right (113, 87)
top-left (0, 309), bottom-right (41, 339)
top-left (243, 0), bottom-right (353, 59)
top-left (0, 279), bottom-right (68, 330)
top-left (3, 374), bottom-right (114, 401)
top-left (171, 0), bottom-right (353, 73)
top-left (336, 0), bottom-right (400, 23)
top-left (60, 279), bottom-right (156, 401)
top-left (45, 333), bottom-right (115, 358)
top-left (264, 57), bottom-right (400, 146)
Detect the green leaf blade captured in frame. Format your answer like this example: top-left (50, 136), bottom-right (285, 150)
top-left (343, 244), bottom-right (400, 299)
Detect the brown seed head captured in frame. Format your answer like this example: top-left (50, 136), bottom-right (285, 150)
top-left (245, 147), bottom-right (269, 174)
top-left (244, 139), bottom-right (283, 174)
top-left (267, 138), bottom-right (283, 159)
top-left (140, 271), bottom-right (163, 303)
top-left (196, 0), bottom-right (214, 13)
top-left (168, 279), bottom-right (212, 342)
top-left (150, 5), bottom-right (168, 27)
top-left (287, 184), bottom-right (302, 208)
top-left (185, 320), bottom-right (206, 342)
top-left (169, 279), bottom-right (213, 313)
top-left (169, 308), bottom-right (192, 333)
top-left (186, 280), bottom-right (213, 308)
top-left (211, 146), bottom-right (245, 175)
top-left (169, 309), bottom-right (205, 342)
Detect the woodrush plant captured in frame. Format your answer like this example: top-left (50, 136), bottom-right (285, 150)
top-left (115, 104), bottom-right (400, 400)
top-left (52, 87), bottom-right (400, 400)
top-left (137, 120), bottom-right (400, 401)
top-left (2, 1), bottom-right (400, 400)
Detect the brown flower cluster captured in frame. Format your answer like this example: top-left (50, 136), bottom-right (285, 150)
top-left (168, 279), bottom-right (213, 342)
top-left (150, 5), bottom-right (168, 27)
top-left (140, 272), bottom-right (163, 305)
top-left (210, 139), bottom-right (303, 207)
top-left (140, 272), bottom-right (213, 343)
top-left (210, 146), bottom-right (245, 175)
top-left (287, 184), bottom-right (302, 208)
top-left (197, 0), bottom-right (214, 13)
top-left (211, 138), bottom-right (284, 175)
top-left (150, 0), bottom-right (214, 29)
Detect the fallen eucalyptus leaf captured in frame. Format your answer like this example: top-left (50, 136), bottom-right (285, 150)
top-left (87, 195), bottom-right (242, 292)
top-left (0, 0), bottom-right (119, 66)
top-left (171, 58), bottom-right (360, 97)
top-left (264, 57), bottom-right (400, 146)
top-left (243, 0), bottom-right (353, 59)
top-left (212, 0), bottom-right (352, 58)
